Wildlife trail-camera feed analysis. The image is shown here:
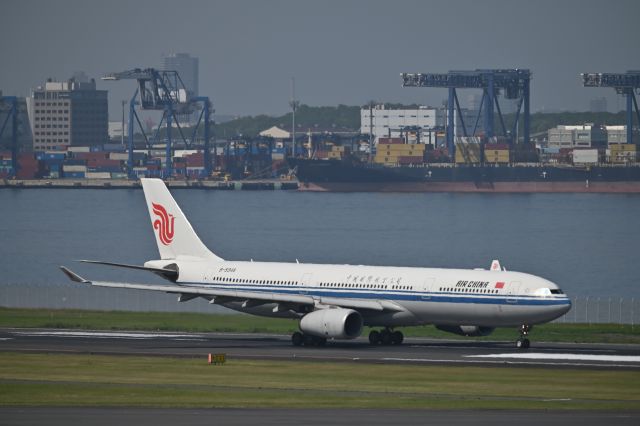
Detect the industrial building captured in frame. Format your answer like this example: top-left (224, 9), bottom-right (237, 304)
top-left (27, 77), bottom-right (108, 151)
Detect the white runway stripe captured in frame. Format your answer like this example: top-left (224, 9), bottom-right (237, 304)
top-left (466, 353), bottom-right (640, 362)
top-left (12, 330), bottom-right (206, 340)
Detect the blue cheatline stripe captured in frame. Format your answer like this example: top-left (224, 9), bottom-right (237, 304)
top-left (180, 282), bottom-right (571, 307)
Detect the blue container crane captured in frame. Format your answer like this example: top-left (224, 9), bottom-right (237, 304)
top-left (102, 68), bottom-right (213, 179)
top-left (401, 69), bottom-right (531, 156)
top-left (582, 71), bottom-right (640, 145)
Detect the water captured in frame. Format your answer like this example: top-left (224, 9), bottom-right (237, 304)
top-left (0, 188), bottom-right (638, 314)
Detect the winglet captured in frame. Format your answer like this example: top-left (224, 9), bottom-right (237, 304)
top-left (60, 266), bottom-right (91, 283)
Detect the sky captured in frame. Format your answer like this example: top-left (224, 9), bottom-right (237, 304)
top-left (1, 0), bottom-right (639, 119)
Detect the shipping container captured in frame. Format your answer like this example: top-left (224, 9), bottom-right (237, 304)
top-left (573, 149), bottom-right (599, 164)
top-left (378, 137), bottom-right (404, 144)
top-left (87, 166), bottom-right (122, 173)
top-left (76, 152), bottom-right (109, 160)
top-left (86, 172), bottom-right (112, 179)
top-left (63, 165), bottom-right (88, 172)
top-left (87, 158), bottom-right (122, 168)
top-left (63, 159), bottom-right (87, 166)
top-left (103, 143), bottom-right (126, 152)
top-left (109, 152), bottom-right (129, 161)
top-left (63, 171), bottom-right (86, 179)
top-left (397, 156), bottom-right (425, 165)
top-left (67, 146), bottom-right (91, 153)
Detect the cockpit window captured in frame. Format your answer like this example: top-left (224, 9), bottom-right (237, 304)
top-left (550, 289), bottom-right (564, 294)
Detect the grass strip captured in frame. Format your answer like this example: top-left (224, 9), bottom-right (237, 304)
top-left (0, 352), bottom-right (638, 409)
top-left (1, 307), bottom-right (638, 344)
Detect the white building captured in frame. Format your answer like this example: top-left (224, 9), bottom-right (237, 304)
top-left (108, 121), bottom-right (128, 140)
top-left (360, 105), bottom-right (444, 145)
top-left (27, 78), bottom-right (108, 151)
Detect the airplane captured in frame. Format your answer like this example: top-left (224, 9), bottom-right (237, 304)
top-left (61, 178), bottom-right (571, 349)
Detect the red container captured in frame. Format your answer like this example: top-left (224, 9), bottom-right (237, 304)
top-left (76, 152), bottom-right (109, 160)
top-left (87, 158), bottom-right (121, 168)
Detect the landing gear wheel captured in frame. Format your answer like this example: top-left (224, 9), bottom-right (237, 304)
top-left (368, 330), bottom-right (381, 345)
top-left (380, 329), bottom-right (392, 345)
top-left (516, 338), bottom-right (530, 350)
top-left (303, 334), bottom-right (315, 346)
top-left (315, 337), bottom-right (327, 347)
top-left (391, 331), bottom-right (404, 345)
top-left (291, 331), bottom-right (303, 346)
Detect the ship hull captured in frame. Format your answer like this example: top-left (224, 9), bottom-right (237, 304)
top-left (291, 159), bottom-right (640, 193)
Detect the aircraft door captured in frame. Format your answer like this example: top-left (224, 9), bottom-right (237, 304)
top-left (507, 281), bottom-right (521, 304)
top-left (300, 273), bottom-right (313, 294)
top-left (420, 277), bottom-right (435, 300)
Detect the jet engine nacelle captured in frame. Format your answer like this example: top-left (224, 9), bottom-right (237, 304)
top-left (435, 325), bottom-right (495, 337)
top-left (299, 308), bottom-right (363, 339)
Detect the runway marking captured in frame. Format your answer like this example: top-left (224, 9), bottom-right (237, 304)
top-left (12, 331), bottom-right (207, 341)
top-left (466, 353), bottom-right (640, 363)
top-left (0, 338), bottom-right (13, 341)
top-left (379, 357), bottom-right (640, 368)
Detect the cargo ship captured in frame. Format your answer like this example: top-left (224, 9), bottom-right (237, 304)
top-left (289, 140), bottom-right (640, 193)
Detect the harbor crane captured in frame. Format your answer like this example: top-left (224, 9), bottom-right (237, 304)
top-left (102, 68), bottom-right (213, 179)
top-left (0, 94), bottom-right (19, 178)
top-left (582, 71), bottom-right (640, 145)
top-left (401, 69), bottom-right (531, 155)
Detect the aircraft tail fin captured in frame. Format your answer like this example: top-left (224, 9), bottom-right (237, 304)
top-left (140, 178), bottom-right (223, 261)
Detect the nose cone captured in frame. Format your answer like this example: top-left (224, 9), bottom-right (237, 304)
top-left (547, 297), bottom-right (571, 321)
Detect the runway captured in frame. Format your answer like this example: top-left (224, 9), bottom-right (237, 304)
top-left (1, 328), bottom-right (639, 369)
top-left (2, 407), bottom-right (639, 426)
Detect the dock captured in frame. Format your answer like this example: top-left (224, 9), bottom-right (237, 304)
top-left (0, 179), bottom-right (299, 191)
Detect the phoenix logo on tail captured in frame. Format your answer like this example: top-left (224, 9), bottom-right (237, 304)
top-left (152, 202), bottom-right (175, 245)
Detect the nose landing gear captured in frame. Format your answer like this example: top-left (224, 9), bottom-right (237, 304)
top-left (516, 324), bottom-right (531, 349)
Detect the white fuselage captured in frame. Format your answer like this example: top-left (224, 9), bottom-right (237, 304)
top-left (155, 259), bottom-right (571, 328)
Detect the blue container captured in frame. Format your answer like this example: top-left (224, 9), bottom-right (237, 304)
top-left (63, 171), bottom-right (86, 179)
top-left (47, 153), bottom-right (66, 160)
top-left (88, 166), bottom-right (122, 173)
top-left (103, 143), bottom-right (125, 152)
top-left (44, 158), bottom-right (64, 165)
top-left (64, 159), bottom-right (86, 166)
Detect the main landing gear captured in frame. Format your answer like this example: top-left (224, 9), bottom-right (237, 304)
top-left (368, 328), bottom-right (404, 345)
top-left (291, 331), bottom-right (326, 347)
top-left (516, 324), bottom-right (531, 350)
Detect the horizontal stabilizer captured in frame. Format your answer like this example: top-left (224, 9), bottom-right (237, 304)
top-left (78, 260), bottom-right (179, 281)
top-left (59, 266), bottom-right (90, 283)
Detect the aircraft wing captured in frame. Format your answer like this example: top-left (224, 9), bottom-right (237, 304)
top-left (60, 267), bottom-right (402, 313)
